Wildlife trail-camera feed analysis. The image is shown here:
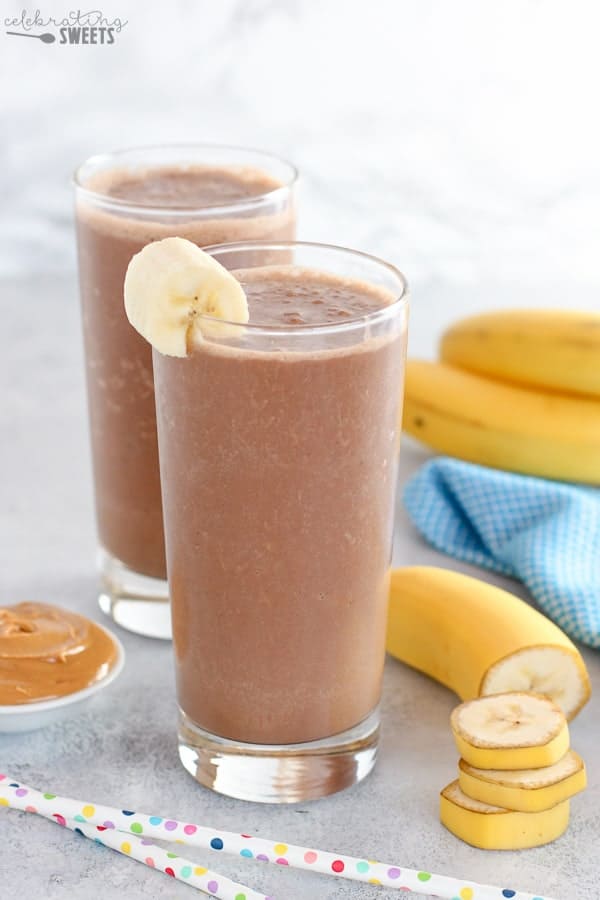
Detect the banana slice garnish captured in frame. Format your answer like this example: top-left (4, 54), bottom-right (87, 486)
top-left (124, 237), bottom-right (249, 356)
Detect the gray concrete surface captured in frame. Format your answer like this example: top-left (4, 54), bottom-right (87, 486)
top-left (1, 276), bottom-right (598, 900)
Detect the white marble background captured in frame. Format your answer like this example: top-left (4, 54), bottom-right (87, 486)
top-left (2, 0), bottom-right (600, 308)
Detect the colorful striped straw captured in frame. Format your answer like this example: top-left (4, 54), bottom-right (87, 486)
top-left (0, 775), bottom-right (556, 900)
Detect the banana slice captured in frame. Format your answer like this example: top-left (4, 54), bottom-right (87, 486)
top-left (440, 780), bottom-right (570, 849)
top-left (451, 693), bottom-right (569, 770)
top-left (124, 237), bottom-right (249, 356)
top-left (481, 644), bottom-right (589, 723)
top-left (458, 750), bottom-right (586, 812)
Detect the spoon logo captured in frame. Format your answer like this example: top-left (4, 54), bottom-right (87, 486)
top-left (5, 9), bottom-right (128, 44)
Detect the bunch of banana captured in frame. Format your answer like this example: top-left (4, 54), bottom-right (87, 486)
top-left (440, 692), bottom-right (587, 849)
top-left (403, 308), bottom-right (600, 483)
top-left (441, 309), bottom-right (600, 397)
top-left (387, 567), bottom-right (591, 720)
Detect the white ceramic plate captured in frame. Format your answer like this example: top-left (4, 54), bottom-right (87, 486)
top-left (0, 624), bottom-right (125, 733)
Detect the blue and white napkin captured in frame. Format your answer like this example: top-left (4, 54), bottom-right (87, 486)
top-left (403, 457), bottom-right (600, 648)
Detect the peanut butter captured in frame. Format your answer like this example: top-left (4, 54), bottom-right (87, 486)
top-left (0, 602), bottom-right (118, 705)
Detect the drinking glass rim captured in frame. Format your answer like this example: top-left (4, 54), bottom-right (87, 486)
top-left (72, 142), bottom-right (298, 217)
top-left (198, 239), bottom-right (409, 336)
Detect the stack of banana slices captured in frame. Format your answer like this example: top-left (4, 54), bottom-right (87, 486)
top-left (440, 692), bottom-right (587, 849)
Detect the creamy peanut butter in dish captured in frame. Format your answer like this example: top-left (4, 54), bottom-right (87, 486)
top-left (0, 602), bottom-right (119, 705)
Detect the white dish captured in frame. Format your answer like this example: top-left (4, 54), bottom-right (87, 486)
top-left (0, 624), bottom-right (125, 733)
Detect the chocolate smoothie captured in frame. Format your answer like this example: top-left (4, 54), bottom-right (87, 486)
top-left (153, 265), bottom-right (406, 745)
top-left (76, 163), bottom-right (295, 581)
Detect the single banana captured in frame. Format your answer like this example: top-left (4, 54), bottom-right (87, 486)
top-left (386, 567), bottom-right (590, 720)
top-left (440, 780), bottom-right (570, 849)
top-left (458, 750), bottom-right (586, 812)
top-left (124, 237), bottom-right (249, 356)
top-left (440, 309), bottom-right (600, 398)
top-left (451, 693), bottom-right (569, 770)
top-left (402, 359), bottom-right (600, 484)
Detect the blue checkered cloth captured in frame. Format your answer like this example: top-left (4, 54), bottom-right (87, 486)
top-left (403, 457), bottom-right (600, 648)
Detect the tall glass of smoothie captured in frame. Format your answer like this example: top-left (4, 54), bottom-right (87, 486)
top-left (74, 146), bottom-right (297, 638)
top-left (146, 240), bottom-right (408, 802)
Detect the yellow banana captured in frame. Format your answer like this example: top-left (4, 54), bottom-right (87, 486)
top-left (440, 780), bottom-right (570, 849)
top-left (450, 693), bottom-right (570, 770)
top-left (386, 567), bottom-right (591, 720)
top-left (440, 309), bottom-right (600, 398)
top-left (402, 359), bottom-right (600, 484)
top-left (458, 750), bottom-right (587, 813)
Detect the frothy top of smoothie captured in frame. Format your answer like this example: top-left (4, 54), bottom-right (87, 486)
top-left (232, 265), bottom-right (397, 327)
top-left (84, 165), bottom-right (285, 209)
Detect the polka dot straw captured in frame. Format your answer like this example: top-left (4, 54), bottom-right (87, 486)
top-left (0, 777), bottom-right (264, 900)
top-left (66, 816), bottom-right (263, 900)
top-left (0, 775), bottom-right (556, 900)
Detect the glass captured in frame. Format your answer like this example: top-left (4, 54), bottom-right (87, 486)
top-left (74, 145), bottom-right (297, 638)
top-left (153, 241), bottom-right (409, 801)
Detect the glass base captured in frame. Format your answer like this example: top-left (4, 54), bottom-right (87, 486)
top-left (97, 548), bottom-right (171, 639)
top-left (178, 706), bottom-right (379, 803)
